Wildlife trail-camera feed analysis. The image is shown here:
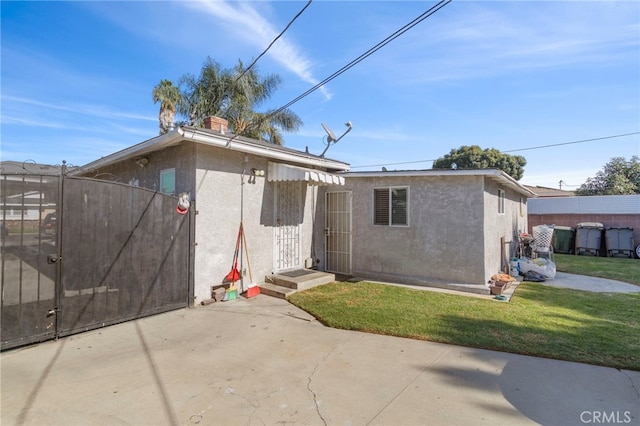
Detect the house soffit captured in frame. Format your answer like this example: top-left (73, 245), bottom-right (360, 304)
top-left (74, 127), bottom-right (350, 175)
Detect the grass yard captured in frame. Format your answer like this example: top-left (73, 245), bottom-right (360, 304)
top-left (289, 256), bottom-right (640, 370)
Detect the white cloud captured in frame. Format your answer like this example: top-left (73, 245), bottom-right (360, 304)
top-left (2, 96), bottom-right (155, 123)
top-left (183, 0), bottom-right (331, 99)
top-left (380, 2), bottom-right (640, 85)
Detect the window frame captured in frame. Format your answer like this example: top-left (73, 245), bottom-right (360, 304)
top-left (498, 189), bottom-right (506, 215)
top-left (373, 186), bottom-right (409, 227)
top-left (160, 168), bottom-right (176, 196)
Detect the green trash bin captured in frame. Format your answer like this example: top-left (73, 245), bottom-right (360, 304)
top-left (553, 226), bottom-right (575, 254)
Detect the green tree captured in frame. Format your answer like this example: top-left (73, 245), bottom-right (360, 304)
top-left (176, 57), bottom-right (302, 145)
top-left (178, 57), bottom-right (232, 127)
top-left (575, 156), bottom-right (640, 196)
top-left (225, 60), bottom-right (302, 145)
top-left (432, 145), bottom-right (527, 180)
top-left (152, 79), bottom-right (182, 135)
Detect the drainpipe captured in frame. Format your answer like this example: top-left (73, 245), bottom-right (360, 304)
top-left (240, 155), bottom-right (248, 293)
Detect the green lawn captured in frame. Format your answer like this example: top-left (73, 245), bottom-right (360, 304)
top-left (289, 256), bottom-right (640, 370)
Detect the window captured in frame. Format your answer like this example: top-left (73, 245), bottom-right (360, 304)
top-left (374, 187), bottom-right (408, 226)
top-left (160, 168), bottom-right (175, 195)
top-left (519, 197), bottom-right (525, 217)
top-left (498, 189), bottom-right (505, 214)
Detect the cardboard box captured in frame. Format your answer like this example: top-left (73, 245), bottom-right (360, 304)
top-left (212, 287), bottom-right (225, 302)
top-left (490, 281), bottom-right (511, 295)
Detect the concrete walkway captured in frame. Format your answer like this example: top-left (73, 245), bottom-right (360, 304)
top-left (2, 295), bottom-right (638, 426)
top-left (541, 272), bottom-right (640, 293)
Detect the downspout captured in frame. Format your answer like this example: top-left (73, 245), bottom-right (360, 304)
top-left (240, 155), bottom-right (248, 293)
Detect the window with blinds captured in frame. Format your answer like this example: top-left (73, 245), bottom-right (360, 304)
top-left (373, 186), bottom-right (408, 226)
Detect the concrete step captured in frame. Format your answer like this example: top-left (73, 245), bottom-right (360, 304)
top-left (267, 269), bottom-right (335, 291)
top-left (259, 282), bottom-right (297, 299)
top-left (261, 269), bottom-right (336, 299)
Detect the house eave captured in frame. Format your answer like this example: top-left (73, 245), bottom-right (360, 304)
top-left (345, 169), bottom-right (536, 197)
top-left (72, 127), bottom-right (350, 175)
top-left (180, 127), bottom-right (350, 171)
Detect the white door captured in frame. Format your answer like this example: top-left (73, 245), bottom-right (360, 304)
top-left (325, 191), bottom-right (352, 274)
top-left (274, 182), bottom-right (303, 271)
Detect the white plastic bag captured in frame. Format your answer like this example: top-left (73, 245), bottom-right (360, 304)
top-left (519, 257), bottom-right (556, 279)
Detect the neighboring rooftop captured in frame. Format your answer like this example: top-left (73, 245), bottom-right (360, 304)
top-left (524, 185), bottom-right (575, 198)
top-left (0, 161), bottom-right (65, 175)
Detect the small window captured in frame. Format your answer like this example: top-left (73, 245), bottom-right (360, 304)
top-left (498, 189), bottom-right (505, 214)
top-left (519, 197), bottom-right (525, 217)
top-left (374, 187), bottom-right (408, 226)
top-left (160, 168), bottom-right (175, 195)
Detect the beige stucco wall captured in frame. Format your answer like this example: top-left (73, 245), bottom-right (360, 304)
top-left (84, 141), bottom-right (324, 304)
top-left (482, 178), bottom-right (529, 282)
top-left (192, 145), bottom-right (320, 303)
top-left (82, 142), bottom-right (196, 195)
top-left (334, 174), bottom-right (529, 287)
top-left (343, 175), bottom-right (488, 285)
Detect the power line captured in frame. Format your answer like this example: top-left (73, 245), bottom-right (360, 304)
top-left (225, 0), bottom-right (450, 145)
top-left (235, 0), bottom-right (313, 83)
top-left (271, 0), bottom-right (452, 116)
top-left (502, 132), bottom-right (639, 154)
top-left (350, 132), bottom-right (640, 169)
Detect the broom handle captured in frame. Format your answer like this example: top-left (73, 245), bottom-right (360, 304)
top-left (241, 223), bottom-right (253, 283)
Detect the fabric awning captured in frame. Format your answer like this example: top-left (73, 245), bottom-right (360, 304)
top-left (267, 162), bottom-right (345, 186)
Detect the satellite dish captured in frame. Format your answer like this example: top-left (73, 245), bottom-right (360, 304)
top-left (318, 121), bottom-right (353, 157)
top-left (321, 123), bottom-right (337, 142)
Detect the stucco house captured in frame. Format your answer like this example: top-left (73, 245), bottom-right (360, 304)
top-left (76, 118), bottom-right (534, 300)
top-left (76, 117), bottom-right (349, 304)
top-left (320, 169), bottom-right (535, 292)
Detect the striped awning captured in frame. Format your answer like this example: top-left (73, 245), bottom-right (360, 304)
top-left (267, 162), bottom-right (345, 186)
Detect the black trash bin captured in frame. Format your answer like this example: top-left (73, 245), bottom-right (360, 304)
top-left (553, 226), bottom-right (575, 254)
top-left (605, 227), bottom-right (635, 258)
top-left (575, 222), bottom-right (604, 256)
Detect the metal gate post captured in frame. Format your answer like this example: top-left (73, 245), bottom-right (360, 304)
top-left (53, 161), bottom-right (67, 338)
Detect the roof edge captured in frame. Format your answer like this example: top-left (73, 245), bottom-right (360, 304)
top-left (344, 169), bottom-right (536, 197)
top-left (73, 127), bottom-right (350, 175)
top-left (181, 127), bottom-right (349, 171)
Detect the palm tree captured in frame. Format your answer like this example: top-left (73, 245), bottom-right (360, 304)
top-left (224, 60), bottom-right (301, 145)
top-left (177, 58), bottom-right (302, 145)
top-left (152, 80), bottom-right (181, 135)
top-left (178, 57), bottom-right (233, 127)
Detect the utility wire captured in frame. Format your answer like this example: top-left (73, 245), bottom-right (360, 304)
top-left (502, 132), bottom-right (639, 153)
top-left (225, 0), bottom-right (450, 146)
top-left (350, 132), bottom-right (640, 169)
top-left (271, 0), bottom-right (452, 116)
top-left (235, 0), bottom-right (313, 83)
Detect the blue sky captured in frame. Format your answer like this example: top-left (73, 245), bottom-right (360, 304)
top-left (2, 0), bottom-right (639, 189)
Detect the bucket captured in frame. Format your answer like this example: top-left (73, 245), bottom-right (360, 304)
top-left (509, 258), bottom-right (520, 277)
top-left (510, 266), bottom-right (519, 277)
